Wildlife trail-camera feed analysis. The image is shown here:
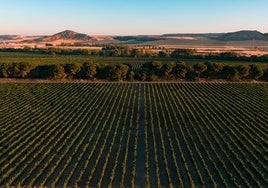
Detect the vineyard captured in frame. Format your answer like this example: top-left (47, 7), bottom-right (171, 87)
top-left (1, 52), bottom-right (267, 66)
top-left (0, 52), bottom-right (174, 65)
top-left (0, 82), bottom-right (267, 187)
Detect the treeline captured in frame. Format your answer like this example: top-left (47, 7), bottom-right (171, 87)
top-left (1, 61), bottom-right (268, 81)
top-left (0, 62), bottom-right (131, 81)
top-left (1, 46), bottom-right (268, 62)
top-left (140, 61), bottom-right (268, 81)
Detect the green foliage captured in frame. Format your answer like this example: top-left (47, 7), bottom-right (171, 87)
top-left (228, 68), bottom-right (240, 81)
top-left (148, 74), bottom-right (159, 81)
top-left (193, 63), bottom-right (207, 78)
top-left (237, 65), bottom-right (251, 79)
top-left (64, 63), bottom-right (81, 79)
top-left (161, 62), bottom-right (176, 80)
top-left (170, 48), bottom-right (196, 58)
top-left (130, 49), bottom-right (143, 57)
top-left (249, 64), bottom-right (264, 80)
top-left (96, 64), bottom-right (110, 79)
top-left (158, 51), bottom-right (168, 58)
top-left (0, 58), bottom-right (267, 81)
top-left (1, 47), bottom-right (268, 63)
top-left (128, 71), bottom-right (135, 81)
top-left (0, 63), bottom-right (9, 78)
top-left (32, 65), bottom-right (53, 78)
top-left (140, 72), bottom-right (147, 81)
top-left (173, 62), bottom-right (188, 79)
top-left (51, 64), bottom-right (67, 79)
top-left (101, 44), bottom-right (130, 57)
top-left (151, 61), bottom-right (162, 70)
top-left (263, 68), bottom-right (268, 81)
top-left (205, 61), bottom-right (223, 79)
top-left (0, 62), bottom-right (33, 78)
top-left (82, 62), bottom-right (97, 80)
top-left (109, 64), bottom-right (130, 81)
top-left (219, 52), bottom-right (238, 60)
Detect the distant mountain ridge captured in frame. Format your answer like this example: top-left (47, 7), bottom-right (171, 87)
top-left (0, 35), bottom-right (19, 40)
top-left (162, 30), bottom-right (268, 41)
top-left (216, 30), bottom-right (268, 41)
top-left (162, 33), bottom-right (224, 38)
top-left (1, 30), bottom-right (268, 47)
top-left (1, 30), bottom-right (268, 41)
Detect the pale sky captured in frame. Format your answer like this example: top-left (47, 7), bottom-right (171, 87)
top-left (0, 0), bottom-right (267, 35)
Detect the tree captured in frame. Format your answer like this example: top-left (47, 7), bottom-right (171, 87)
top-left (83, 62), bottom-right (97, 80)
top-left (128, 71), bottom-right (135, 81)
top-left (158, 51), bottom-right (168, 58)
top-left (173, 62), bottom-right (188, 79)
top-left (109, 64), bottom-right (129, 81)
top-left (204, 62), bottom-right (223, 79)
top-left (144, 51), bottom-right (158, 58)
top-left (263, 68), bottom-right (268, 81)
top-left (151, 61), bottom-right (163, 76)
top-left (90, 50), bottom-right (100, 57)
top-left (221, 65), bottom-right (232, 79)
top-left (249, 64), bottom-right (264, 80)
top-left (193, 63), bottom-right (207, 79)
top-left (96, 64), bottom-right (110, 79)
top-left (228, 68), bottom-right (239, 81)
top-left (31, 65), bottom-right (53, 78)
top-left (219, 52), bottom-right (238, 60)
top-left (161, 62), bottom-right (176, 80)
top-left (7, 63), bottom-right (19, 78)
top-left (0, 63), bottom-right (9, 78)
top-left (237, 65), bottom-right (251, 79)
top-left (64, 63), bottom-right (81, 78)
top-left (5, 62), bottom-right (32, 78)
top-left (51, 64), bottom-right (66, 79)
top-left (18, 62), bottom-right (33, 78)
top-left (140, 72), bottom-right (147, 81)
top-left (148, 74), bottom-right (159, 81)
top-left (221, 65), bottom-right (242, 81)
top-left (101, 44), bottom-right (130, 57)
top-left (170, 48), bottom-right (196, 58)
top-left (130, 49), bottom-right (142, 57)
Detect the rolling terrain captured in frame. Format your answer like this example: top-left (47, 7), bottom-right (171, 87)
top-left (1, 30), bottom-right (268, 56)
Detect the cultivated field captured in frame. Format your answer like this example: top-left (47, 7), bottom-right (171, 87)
top-left (0, 52), bottom-right (177, 66)
top-left (0, 83), bottom-right (267, 187)
top-left (1, 52), bottom-right (267, 66)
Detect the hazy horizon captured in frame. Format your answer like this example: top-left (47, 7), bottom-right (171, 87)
top-left (1, 0), bottom-right (268, 35)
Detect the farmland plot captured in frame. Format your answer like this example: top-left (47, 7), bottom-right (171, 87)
top-left (0, 82), bottom-right (267, 187)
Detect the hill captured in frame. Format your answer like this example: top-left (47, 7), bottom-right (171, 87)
top-left (114, 35), bottom-right (164, 44)
top-left (217, 30), bottom-right (267, 41)
top-left (1, 30), bottom-right (268, 55)
top-left (41, 30), bottom-right (92, 41)
top-left (162, 33), bottom-right (224, 38)
top-left (0, 35), bottom-right (19, 40)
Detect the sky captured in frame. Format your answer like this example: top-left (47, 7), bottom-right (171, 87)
top-left (0, 0), bottom-right (267, 35)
